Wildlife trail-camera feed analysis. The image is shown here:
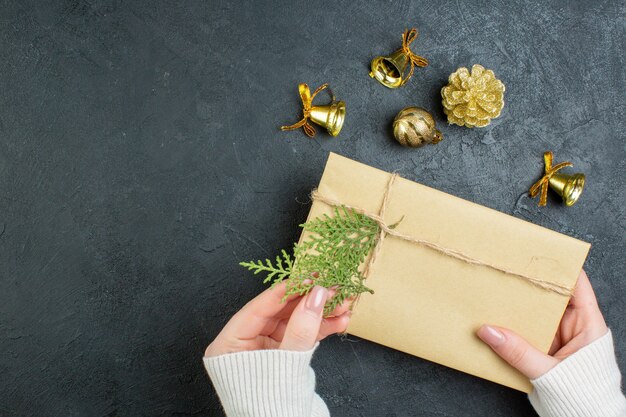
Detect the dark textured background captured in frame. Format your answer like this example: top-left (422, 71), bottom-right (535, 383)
top-left (1, 1), bottom-right (624, 416)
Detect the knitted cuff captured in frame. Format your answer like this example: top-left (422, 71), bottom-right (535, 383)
top-left (204, 344), bottom-right (329, 417)
top-left (529, 330), bottom-right (626, 417)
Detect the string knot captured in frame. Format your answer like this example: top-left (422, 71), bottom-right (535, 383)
top-left (400, 28), bottom-right (429, 85)
top-left (280, 83), bottom-right (334, 137)
top-left (529, 151), bottom-right (573, 207)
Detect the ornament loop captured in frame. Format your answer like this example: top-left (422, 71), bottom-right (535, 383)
top-left (529, 151), bottom-right (573, 207)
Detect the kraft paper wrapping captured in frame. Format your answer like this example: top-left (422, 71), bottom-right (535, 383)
top-left (300, 153), bottom-right (590, 392)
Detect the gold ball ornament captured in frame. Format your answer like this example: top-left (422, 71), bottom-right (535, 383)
top-left (393, 107), bottom-right (443, 147)
top-left (441, 64), bottom-right (505, 128)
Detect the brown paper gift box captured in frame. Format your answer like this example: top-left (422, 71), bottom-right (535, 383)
top-left (300, 152), bottom-right (590, 392)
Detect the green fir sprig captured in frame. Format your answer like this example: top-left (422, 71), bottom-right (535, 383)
top-left (240, 206), bottom-right (379, 315)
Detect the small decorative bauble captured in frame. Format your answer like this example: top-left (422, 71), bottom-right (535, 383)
top-left (441, 64), bottom-right (505, 128)
top-left (393, 107), bottom-right (443, 147)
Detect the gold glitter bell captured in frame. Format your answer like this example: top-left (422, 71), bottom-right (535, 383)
top-left (393, 107), bottom-right (442, 147)
top-left (280, 83), bottom-right (346, 137)
top-left (370, 29), bottom-right (429, 89)
top-left (548, 173), bottom-right (585, 206)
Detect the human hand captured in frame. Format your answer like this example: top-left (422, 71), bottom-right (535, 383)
top-left (205, 281), bottom-right (352, 357)
top-left (477, 270), bottom-right (608, 379)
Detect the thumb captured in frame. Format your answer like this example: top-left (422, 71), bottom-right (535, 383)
top-left (477, 325), bottom-right (559, 380)
top-left (280, 286), bottom-right (328, 351)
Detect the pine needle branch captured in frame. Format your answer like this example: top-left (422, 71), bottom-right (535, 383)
top-left (240, 207), bottom-right (378, 315)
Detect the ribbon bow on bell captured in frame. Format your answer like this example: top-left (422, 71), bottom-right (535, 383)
top-left (399, 28), bottom-right (429, 85)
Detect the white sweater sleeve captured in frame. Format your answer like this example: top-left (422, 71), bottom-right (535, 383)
top-left (204, 331), bottom-right (625, 416)
top-left (529, 330), bottom-right (626, 417)
top-left (203, 345), bottom-right (330, 417)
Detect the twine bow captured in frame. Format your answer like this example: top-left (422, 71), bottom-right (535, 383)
top-left (400, 28), bottom-right (429, 85)
top-left (529, 151), bottom-right (573, 207)
top-left (280, 83), bottom-right (334, 138)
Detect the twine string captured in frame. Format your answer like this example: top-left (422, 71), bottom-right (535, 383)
top-left (361, 173), bottom-right (398, 279)
top-left (311, 172), bottom-right (573, 296)
top-left (280, 83), bottom-right (334, 138)
top-left (529, 151), bottom-right (573, 207)
top-left (400, 28), bottom-right (429, 85)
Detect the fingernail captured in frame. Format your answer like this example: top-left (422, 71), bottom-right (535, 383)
top-left (305, 286), bottom-right (327, 312)
top-left (302, 278), bottom-right (313, 285)
top-left (311, 272), bottom-right (319, 278)
top-left (478, 325), bottom-right (506, 347)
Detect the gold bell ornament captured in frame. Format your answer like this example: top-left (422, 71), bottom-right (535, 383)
top-left (441, 64), bottom-right (505, 128)
top-left (393, 107), bottom-right (442, 147)
top-left (529, 151), bottom-right (585, 207)
top-left (370, 28), bottom-right (429, 89)
top-left (280, 83), bottom-right (346, 137)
